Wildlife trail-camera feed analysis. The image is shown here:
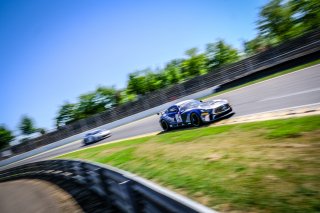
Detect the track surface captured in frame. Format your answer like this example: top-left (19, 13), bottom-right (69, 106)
top-left (2, 65), bottom-right (320, 169)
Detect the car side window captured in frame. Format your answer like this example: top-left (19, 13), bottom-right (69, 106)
top-left (168, 106), bottom-right (178, 113)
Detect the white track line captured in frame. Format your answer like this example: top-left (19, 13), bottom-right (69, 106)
top-left (232, 102), bottom-right (320, 118)
top-left (260, 88), bottom-right (320, 102)
top-left (207, 63), bottom-right (320, 98)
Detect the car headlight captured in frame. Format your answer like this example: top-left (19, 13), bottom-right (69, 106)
top-left (200, 109), bottom-right (210, 116)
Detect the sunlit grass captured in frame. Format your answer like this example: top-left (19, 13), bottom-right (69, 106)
top-left (58, 115), bottom-right (320, 212)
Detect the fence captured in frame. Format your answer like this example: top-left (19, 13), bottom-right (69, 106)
top-left (0, 159), bottom-right (216, 213)
top-left (5, 29), bottom-right (320, 158)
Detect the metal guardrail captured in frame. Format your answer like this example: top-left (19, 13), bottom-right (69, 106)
top-left (4, 29), bottom-right (320, 158)
top-left (0, 159), bottom-right (217, 213)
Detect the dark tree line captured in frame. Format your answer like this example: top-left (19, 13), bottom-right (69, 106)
top-left (244, 0), bottom-right (320, 54)
top-left (0, 115), bottom-right (46, 149)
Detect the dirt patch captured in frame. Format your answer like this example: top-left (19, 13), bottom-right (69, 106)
top-left (0, 179), bottom-right (82, 213)
top-left (205, 153), bottom-right (224, 161)
top-left (213, 105), bottom-right (320, 127)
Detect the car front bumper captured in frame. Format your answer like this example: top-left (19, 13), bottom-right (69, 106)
top-left (201, 106), bottom-right (233, 123)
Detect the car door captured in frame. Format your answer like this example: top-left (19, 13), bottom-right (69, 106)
top-left (166, 106), bottom-right (179, 125)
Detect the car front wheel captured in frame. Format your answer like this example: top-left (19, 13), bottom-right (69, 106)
top-left (191, 113), bottom-right (202, 127)
top-left (161, 120), bottom-right (170, 131)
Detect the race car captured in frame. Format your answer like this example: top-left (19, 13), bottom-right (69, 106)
top-left (158, 99), bottom-right (233, 131)
top-left (83, 129), bottom-right (111, 145)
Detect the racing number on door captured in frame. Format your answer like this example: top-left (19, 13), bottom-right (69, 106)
top-left (175, 113), bottom-right (182, 123)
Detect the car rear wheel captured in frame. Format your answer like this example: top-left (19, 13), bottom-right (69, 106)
top-left (191, 113), bottom-right (202, 127)
top-left (161, 120), bottom-right (170, 131)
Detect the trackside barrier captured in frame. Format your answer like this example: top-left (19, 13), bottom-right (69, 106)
top-left (3, 29), bottom-right (320, 159)
top-left (0, 86), bottom-right (220, 168)
top-left (0, 159), bottom-right (217, 213)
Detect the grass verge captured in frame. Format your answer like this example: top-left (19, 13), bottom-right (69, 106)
top-left (58, 115), bottom-right (320, 213)
top-left (203, 58), bottom-right (320, 99)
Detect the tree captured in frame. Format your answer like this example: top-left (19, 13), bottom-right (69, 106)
top-left (127, 72), bottom-right (147, 95)
top-left (0, 126), bottom-right (14, 149)
top-left (118, 89), bottom-right (136, 104)
top-left (96, 86), bottom-right (120, 106)
top-left (38, 128), bottom-right (46, 135)
top-left (77, 93), bottom-right (102, 118)
top-left (181, 48), bottom-right (207, 78)
top-left (56, 102), bottom-right (77, 127)
top-left (56, 87), bottom-right (121, 127)
top-left (19, 116), bottom-right (37, 135)
top-left (290, 0), bottom-right (320, 32)
top-left (258, 0), bottom-right (296, 42)
top-left (244, 0), bottom-right (320, 55)
top-left (76, 86), bottom-right (118, 118)
top-left (127, 68), bottom-right (168, 95)
top-left (145, 70), bottom-right (166, 92)
top-left (163, 59), bottom-right (183, 85)
top-left (243, 36), bottom-right (275, 55)
top-left (185, 48), bottom-right (198, 58)
top-left (257, 0), bottom-right (320, 43)
top-left (206, 40), bottom-right (240, 70)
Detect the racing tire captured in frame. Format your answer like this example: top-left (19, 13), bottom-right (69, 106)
top-left (161, 120), bottom-right (170, 131)
top-left (190, 113), bottom-right (202, 127)
top-left (83, 139), bottom-right (88, 145)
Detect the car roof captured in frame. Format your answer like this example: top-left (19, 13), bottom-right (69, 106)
top-left (175, 99), bottom-right (196, 107)
top-left (86, 129), bottom-right (101, 135)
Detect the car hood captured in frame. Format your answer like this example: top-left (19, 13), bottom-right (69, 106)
top-left (199, 99), bottom-right (228, 109)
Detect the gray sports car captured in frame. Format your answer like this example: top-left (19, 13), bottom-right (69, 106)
top-left (83, 129), bottom-right (111, 145)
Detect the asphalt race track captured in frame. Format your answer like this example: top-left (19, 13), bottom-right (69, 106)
top-left (2, 64), bottom-right (320, 169)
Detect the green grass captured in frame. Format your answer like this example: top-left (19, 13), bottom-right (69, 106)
top-left (203, 58), bottom-right (320, 99)
top-left (58, 115), bottom-right (320, 212)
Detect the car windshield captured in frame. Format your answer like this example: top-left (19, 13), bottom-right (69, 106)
top-left (180, 100), bottom-right (201, 111)
top-left (86, 130), bottom-right (101, 136)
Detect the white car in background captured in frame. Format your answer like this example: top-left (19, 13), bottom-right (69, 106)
top-left (83, 129), bottom-right (111, 145)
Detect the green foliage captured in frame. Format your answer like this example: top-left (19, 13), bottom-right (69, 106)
top-left (56, 102), bottom-right (77, 127)
top-left (37, 128), bottom-right (46, 135)
top-left (290, 0), bottom-right (320, 31)
top-left (127, 72), bottom-right (147, 95)
top-left (246, 0), bottom-right (320, 54)
top-left (19, 116), bottom-right (37, 135)
top-left (127, 69), bottom-right (168, 95)
top-left (181, 48), bottom-right (208, 78)
top-left (206, 40), bottom-right (240, 70)
top-left (125, 43), bottom-right (239, 97)
top-left (244, 36), bottom-right (276, 55)
top-left (118, 90), bottom-right (136, 105)
top-left (56, 86), bottom-right (122, 127)
top-left (0, 126), bottom-right (14, 149)
top-left (163, 59), bottom-right (183, 84)
top-left (258, 0), bottom-right (297, 41)
top-left (77, 91), bottom-right (106, 118)
top-left (144, 70), bottom-right (166, 93)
